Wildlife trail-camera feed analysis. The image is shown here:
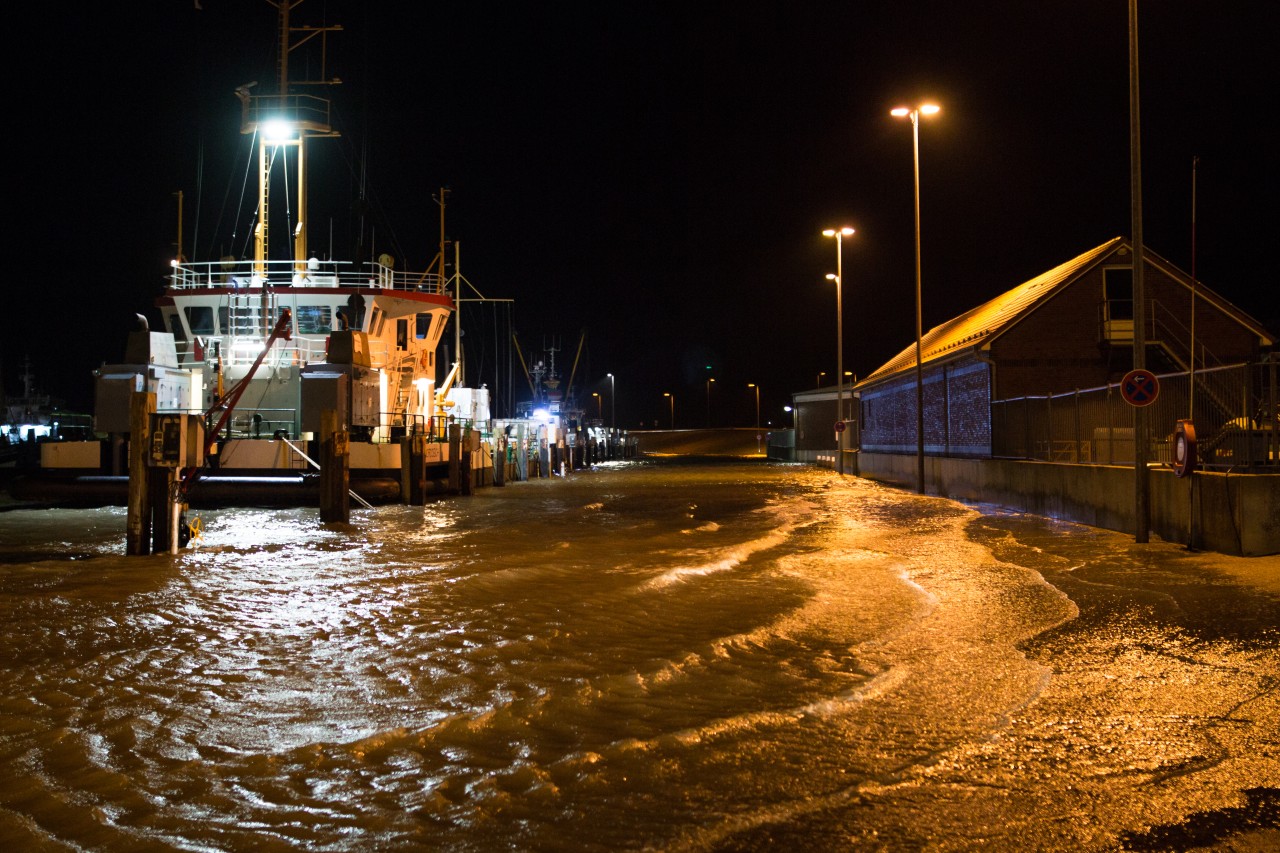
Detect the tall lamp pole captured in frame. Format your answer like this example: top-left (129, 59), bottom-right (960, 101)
top-left (706, 377), bottom-right (715, 427)
top-left (748, 383), bottom-right (761, 454)
top-left (607, 373), bottom-right (615, 430)
top-left (823, 226), bottom-right (854, 475)
top-left (1128, 0), bottom-right (1149, 543)
top-left (892, 103), bottom-right (939, 495)
top-left (663, 392), bottom-right (674, 429)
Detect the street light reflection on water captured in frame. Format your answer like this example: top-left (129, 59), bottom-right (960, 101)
top-left (0, 461), bottom-right (1277, 850)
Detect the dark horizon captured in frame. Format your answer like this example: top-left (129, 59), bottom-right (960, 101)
top-left (7, 1), bottom-right (1274, 429)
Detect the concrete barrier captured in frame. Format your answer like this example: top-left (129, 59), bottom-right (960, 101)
top-left (856, 451), bottom-right (1280, 557)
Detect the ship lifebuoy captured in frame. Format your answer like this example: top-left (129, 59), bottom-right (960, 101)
top-left (1173, 419), bottom-right (1197, 478)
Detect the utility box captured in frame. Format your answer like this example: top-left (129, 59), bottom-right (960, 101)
top-left (125, 331), bottom-right (181, 369)
top-left (301, 365), bottom-right (379, 432)
top-left (148, 413), bottom-right (205, 468)
top-left (95, 366), bottom-right (193, 433)
top-left (301, 372), bottom-right (350, 434)
top-left (327, 331), bottom-right (372, 368)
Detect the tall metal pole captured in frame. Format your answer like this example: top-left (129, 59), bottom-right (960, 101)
top-left (608, 373), bottom-right (615, 430)
top-left (1129, 0), bottom-right (1149, 542)
top-left (824, 227), bottom-right (853, 475)
top-left (911, 110), bottom-right (926, 495)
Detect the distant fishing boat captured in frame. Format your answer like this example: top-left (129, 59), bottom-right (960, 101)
top-left (1, 358), bottom-right (91, 466)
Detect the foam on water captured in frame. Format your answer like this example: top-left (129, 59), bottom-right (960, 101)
top-left (2, 462), bottom-right (1272, 850)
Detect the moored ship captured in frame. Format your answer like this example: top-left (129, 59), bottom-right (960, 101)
top-left (11, 2), bottom-right (500, 507)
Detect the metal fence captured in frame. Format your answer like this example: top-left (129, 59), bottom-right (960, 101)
top-left (991, 360), bottom-right (1279, 471)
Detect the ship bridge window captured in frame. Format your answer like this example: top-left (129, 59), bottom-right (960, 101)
top-left (396, 319), bottom-right (409, 350)
top-left (416, 313), bottom-right (433, 340)
top-left (185, 306), bottom-right (215, 335)
top-left (165, 311), bottom-right (187, 345)
top-left (295, 305), bottom-right (333, 334)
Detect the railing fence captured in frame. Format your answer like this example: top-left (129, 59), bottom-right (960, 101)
top-left (991, 361), bottom-right (1278, 470)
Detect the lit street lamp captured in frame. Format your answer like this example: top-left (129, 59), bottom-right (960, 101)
top-left (816, 371), bottom-right (826, 387)
top-left (592, 392), bottom-right (602, 419)
top-left (823, 225), bottom-right (854, 475)
top-left (663, 392), bottom-right (675, 429)
top-left (891, 103), bottom-right (939, 495)
top-left (706, 376), bottom-right (715, 427)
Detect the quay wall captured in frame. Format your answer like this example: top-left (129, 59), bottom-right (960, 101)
top-left (633, 429), bottom-right (768, 457)
top-left (855, 451), bottom-right (1280, 557)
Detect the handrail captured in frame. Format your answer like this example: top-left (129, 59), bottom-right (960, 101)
top-left (277, 436), bottom-right (374, 510)
top-left (168, 259), bottom-right (447, 295)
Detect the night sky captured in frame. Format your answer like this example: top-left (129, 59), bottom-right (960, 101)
top-left (10, 1), bottom-right (1275, 430)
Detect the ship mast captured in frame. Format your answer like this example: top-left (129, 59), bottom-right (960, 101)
top-left (237, 1), bottom-right (342, 279)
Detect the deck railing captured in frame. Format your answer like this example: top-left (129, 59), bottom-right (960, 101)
top-left (168, 259), bottom-right (446, 295)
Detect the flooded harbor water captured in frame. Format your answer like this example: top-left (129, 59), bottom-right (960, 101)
top-left (1, 460), bottom-right (1277, 851)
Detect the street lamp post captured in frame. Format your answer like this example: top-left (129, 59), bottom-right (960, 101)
top-left (823, 226), bottom-right (854, 475)
top-left (607, 373), bottom-right (615, 430)
top-left (892, 103), bottom-right (939, 495)
top-left (663, 392), bottom-right (674, 429)
top-left (816, 371), bottom-right (826, 387)
top-left (706, 377), bottom-right (715, 427)
top-left (592, 392), bottom-right (602, 419)
top-left (747, 383), bottom-right (761, 454)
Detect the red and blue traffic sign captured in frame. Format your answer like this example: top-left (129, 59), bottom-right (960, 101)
top-left (1120, 369), bottom-right (1160, 407)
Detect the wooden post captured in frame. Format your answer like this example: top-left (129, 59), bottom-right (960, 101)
top-left (399, 434), bottom-right (411, 504)
top-left (448, 422), bottom-right (461, 493)
top-left (319, 409), bottom-right (349, 522)
top-left (406, 433), bottom-right (427, 504)
top-left (459, 428), bottom-right (473, 495)
top-left (150, 465), bottom-right (176, 554)
top-left (126, 392), bottom-right (156, 556)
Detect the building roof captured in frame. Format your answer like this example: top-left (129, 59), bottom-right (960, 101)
top-left (858, 236), bottom-right (1272, 388)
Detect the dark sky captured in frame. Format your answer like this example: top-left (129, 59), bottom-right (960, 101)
top-left (9, 1), bottom-right (1275, 430)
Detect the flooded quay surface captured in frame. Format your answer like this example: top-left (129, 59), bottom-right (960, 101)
top-left (0, 460), bottom-right (1277, 851)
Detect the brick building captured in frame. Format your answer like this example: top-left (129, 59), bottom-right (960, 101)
top-left (853, 237), bottom-right (1274, 458)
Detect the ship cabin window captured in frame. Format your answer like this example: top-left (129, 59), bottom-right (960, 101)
top-left (371, 307), bottom-right (386, 337)
top-left (166, 311), bottom-right (187, 345)
top-left (416, 313), bottom-right (432, 340)
top-left (185, 306), bottom-right (215, 336)
top-left (295, 305), bottom-right (333, 334)
top-left (217, 307), bottom-right (229, 333)
top-left (396, 318), bottom-right (409, 350)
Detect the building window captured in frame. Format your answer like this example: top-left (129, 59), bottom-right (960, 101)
top-left (1104, 266), bottom-right (1134, 320)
